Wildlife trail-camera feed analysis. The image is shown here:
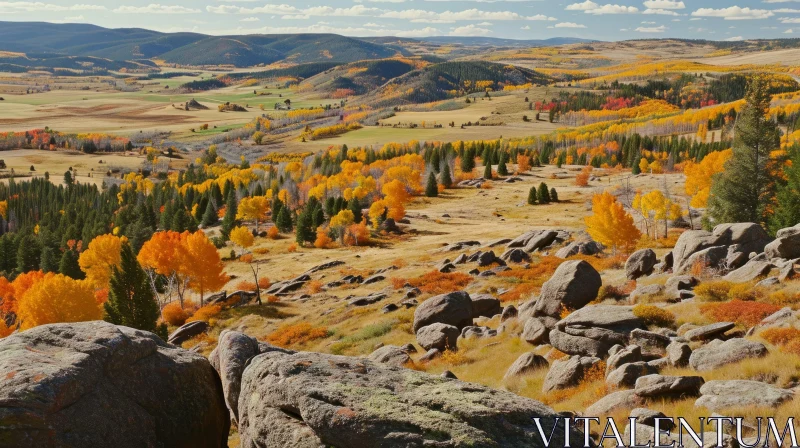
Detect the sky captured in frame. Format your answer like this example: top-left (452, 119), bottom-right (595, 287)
top-left (2, 1), bottom-right (800, 41)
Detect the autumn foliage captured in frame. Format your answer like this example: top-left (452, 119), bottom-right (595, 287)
top-left (265, 322), bottom-right (329, 347)
top-left (17, 274), bottom-right (102, 330)
top-left (585, 192), bottom-right (641, 253)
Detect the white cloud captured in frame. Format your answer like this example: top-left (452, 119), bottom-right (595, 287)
top-left (780, 17), bottom-right (800, 23)
top-left (643, 8), bottom-right (680, 16)
top-left (114, 4), bottom-right (201, 14)
top-left (554, 21), bottom-right (587, 28)
top-left (395, 26), bottom-right (440, 36)
top-left (363, 22), bottom-right (383, 27)
top-left (635, 25), bottom-right (667, 32)
top-left (724, 36), bottom-right (744, 41)
top-left (449, 24), bottom-right (491, 35)
top-left (642, 0), bottom-right (684, 9)
top-left (477, 21), bottom-right (493, 25)
top-left (786, 28), bottom-right (795, 33)
top-left (776, 9), bottom-right (800, 13)
top-left (521, 25), bottom-right (530, 29)
top-left (207, 4), bottom-right (377, 16)
top-left (690, 7), bottom-right (774, 20)
top-left (565, 0), bottom-right (598, 10)
top-left (240, 16), bottom-right (259, 22)
top-left (0, 2), bottom-right (105, 12)
top-left (379, 8), bottom-right (554, 21)
top-left (585, 4), bottom-right (638, 14)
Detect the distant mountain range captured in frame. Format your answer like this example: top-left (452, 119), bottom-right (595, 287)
top-left (0, 21), bottom-right (595, 68)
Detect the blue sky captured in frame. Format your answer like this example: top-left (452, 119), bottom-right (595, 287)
top-left (1, 1), bottom-right (800, 41)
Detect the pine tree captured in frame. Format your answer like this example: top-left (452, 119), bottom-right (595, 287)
top-left (312, 206), bottom-right (325, 228)
top-left (537, 182), bottom-right (551, 204)
top-left (40, 246), bottom-right (59, 273)
top-left (483, 163), bottom-right (492, 180)
top-left (16, 235), bottom-right (40, 273)
top-left (770, 148), bottom-right (800, 233)
top-left (497, 153), bottom-right (508, 176)
top-left (348, 196), bottom-right (363, 223)
top-left (296, 209), bottom-right (314, 245)
top-left (527, 186), bottom-right (538, 205)
top-left (276, 206), bottom-right (293, 232)
top-left (425, 171), bottom-right (439, 197)
top-left (104, 243), bottom-right (165, 339)
top-left (708, 75), bottom-right (780, 226)
top-left (59, 249), bottom-right (84, 279)
top-left (440, 162), bottom-right (452, 188)
top-left (550, 188), bottom-right (559, 202)
top-left (221, 189), bottom-right (238, 237)
top-left (201, 199), bottom-right (218, 227)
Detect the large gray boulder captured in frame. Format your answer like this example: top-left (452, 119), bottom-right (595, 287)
top-left (683, 322), bottom-right (734, 342)
top-left (532, 260), bottom-right (602, 318)
top-left (0, 322), bottom-right (229, 448)
top-left (238, 350), bottom-right (586, 447)
top-left (470, 294), bottom-right (501, 318)
top-left (723, 260), bottom-right (774, 283)
top-left (413, 291), bottom-right (473, 332)
top-left (555, 240), bottom-right (603, 259)
top-left (713, 223), bottom-right (772, 256)
top-left (672, 230), bottom-right (727, 273)
top-left (678, 246), bottom-right (728, 275)
top-left (764, 224), bottom-right (800, 260)
top-left (416, 323), bottom-right (460, 352)
top-left (168, 320), bottom-right (209, 345)
top-left (549, 305), bottom-right (644, 358)
top-left (585, 390), bottom-right (646, 416)
top-left (542, 355), bottom-right (601, 393)
top-left (629, 329), bottom-right (670, 358)
top-left (674, 224), bottom-right (771, 273)
top-left (606, 362), bottom-right (659, 389)
top-left (503, 353), bottom-right (549, 379)
top-left (210, 330), bottom-right (293, 424)
top-left (695, 380), bottom-right (793, 412)
top-left (695, 380), bottom-right (794, 412)
top-left (522, 317), bottom-right (549, 345)
top-left (524, 231), bottom-right (559, 253)
top-left (634, 374), bottom-right (704, 398)
top-left (689, 338), bottom-right (768, 371)
top-left (625, 249), bottom-right (658, 280)
top-left (368, 345), bottom-right (412, 367)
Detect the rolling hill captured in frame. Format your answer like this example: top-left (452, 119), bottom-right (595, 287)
top-left (0, 22), bottom-right (406, 67)
top-left (298, 58), bottom-right (426, 97)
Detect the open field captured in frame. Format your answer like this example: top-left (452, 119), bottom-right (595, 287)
top-left (0, 149), bottom-right (150, 186)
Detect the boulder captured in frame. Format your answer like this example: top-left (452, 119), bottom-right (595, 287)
top-left (368, 345), bottom-right (412, 367)
top-left (723, 260), bottom-right (774, 283)
top-left (765, 226), bottom-right (800, 260)
top-left (665, 275), bottom-right (698, 301)
top-left (477, 250), bottom-right (505, 267)
top-left (501, 305), bottom-right (518, 321)
top-left (461, 326), bottom-right (497, 339)
top-left (522, 317), bottom-right (549, 345)
top-left (713, 223), bottom-right (772, 256)
top-left (210, 330), bottom-right (293, 424)
top-left (629, 284), bottom-right (665, 303)
top-left (0, 322), bottom-right (229, 448)
top-left (634, 374), bottom-right (704, 398)
top-left (666, 342), bottom-right (692, 367)
top-left (629, 329), bottom-right (670, 358)
top-left (625, 249), bottom-right (658, 280)
top-left (585, 390), bottom-right (646, 416)
top-left (238, 350), bottom-right (586, 447)
top-left (695, 380), bottom-right (794, 412)
top-left (689, 338), bottom-right (768, 371)
top-left (606, 362), bottom-right (659, 389)
top-left (413, 291), bottom-right (473, 332)
top-left (672, 230), bottom-right (727, 273)
top-left (506, 230), bottom-right (540, 248)
top-left (419, 348), bottom-right (442, 362)
top-left (523, 230), bottom-right (559, 253)
top-left (630, 408), bottom-right (673, 429)
top-left (549, 305), bottom-right (643, 358)
top-left (678, 246), bottom-right (727, 275)
top-left (532, 260), bottom-right (602, 318)
top-left (606, 345), bottom-right (643, 374)
top-left (503, 353), bottom-right (549, 379)
top-left (500, 248), bottom-right (531, 263)
top-left (416, 323), bottom-right (460, 352)
top-left (168, 320), bottom-right (209, 345)
top-left (555, 240), bottom-right (603, 259)
top-left (470, 294), bottom-right (501, 318)
top-left (683, 322), bottom-right (735, 342)
top-left (542, 355), bottom-right (601, 393)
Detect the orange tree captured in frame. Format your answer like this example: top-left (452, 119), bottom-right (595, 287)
top-left (585, 192), bottom-right (641, 254)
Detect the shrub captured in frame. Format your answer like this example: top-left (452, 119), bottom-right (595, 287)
top-left (767, 290), bottom-right (800, 305)
top-left (287, 243), bottom-right (297, 253)
top-left (257, 277), bottom-right (271, 289)
top-left (266, 295), bottom-right (280, 303)
top-left (694, 280), bottom-right (733, 302)
top-left (405, 271), bottom-right (472, 295)
top-left (186, 304), bottom-right (222, 323)
top-left (633, 304), bottom-right (676, 328)
top-left (700, 300), bottom-right (782, 327)
top-left (267, 226), bottom-right (279, 239)
top-left (439, 349), bottom-right (471, 366)
top-left (728, 282), bottom-right (764, 301)
top-left (307, 280), bottom-right (323, 294)
top-left (760, 327), bottom-right (800, 346)
top-left (597, 284), bottom-right (630, 302)
top-left (236, 280), bottom-right (257, 291)
top-left (162, 301), bottom-right (192, 326)
top-left (265, 322), bottom-right (329, 347)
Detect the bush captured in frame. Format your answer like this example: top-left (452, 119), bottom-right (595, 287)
top-left (162, 301), bottom-right (192, 326)
top-left (760, 327), bottom-right (800, 346)
top-left (405, 271), bottom-right (473, 295)
top-left (694, 280), bottom-right (733, 302)
top-left (186, 304), bottom-right (222, 323)
top-left (700, 300), bottom-right (782, 327)
top-left (265, 322), bottom-right (329, 347)
top-left (633, 304), bottom-right (676, 328)
top-left (258, 277), bottom-right (271, 289)
top-left (236, 280), bottom-right (257, 291)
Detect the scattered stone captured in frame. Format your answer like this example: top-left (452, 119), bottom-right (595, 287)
top-left (606, 345), bottom-right (643, 374)
top-left (666, 341), bottom-right (692, 367)
top-left (634, 374), bottom-right (704, 398)
top-left (503, 353), bottom-right (549, 379)
top-left (689, 338), bottom-right (768, 371)
top-left (0, 322), bottom-right (230, 448)
top-left (756, 276), bottom-right (780, 288)
top-left (441, 370), bottom-right (457, 379)
top-left (555, 239), bottom-right (603, 259)
top-left (585, 390), bottom-right (646, 416)
top-left (486, 238), bottom-right (512, 247)
top-left (500, 248), bottom-right (531, 263)
top-left (684, 322), bottom-right (735, 342)
top-left (413, 291), bottom-right (473, 332)
top-left (629, 329), bottom-right (671, 357)
top-left (368, 345), bottom-right (411, 367)
top-left (523, 230), bottom-right (559, 253)
top-left (665, 275), bottom-right (698, 301)
top-left (416, 323), bottom-right (460, 351)
top-left (404, 287), bottom-right (421, 299)
top-left (549, 305), bottom-right (643, 358)
top-left (522, 317), bottom-right (548, 345)
top-left (630, 408), bottom-right (674, 429)
top-left (439, 262), bottom-right (457, 273)
top-left (542, 355), bottom-right (601, 393)
top-left (765, 225), bottom-right (800, 260)
top-left (626, 249), bottom-right (658, 280)
top-left (168, 320), bottom-right (209, 345)
top-left (695, 380), bottom-right (794, 412)
top-left (533, 260), bottom-right (602, 318)
top-left (471, 294), bottom-right (501, 318)
top-left (381, 303), bottom-right (399, 313)
top-left (348, 292), bottom-right (387, 306)
top-left (419, 348), bottom-right (441, 362)
top-left (238, 351), bottom-right (585, 447)
top-left (453, 253), bottom-right (468, 264)
top-left (501, 305), bottom-right (518, 321)
top-left (723, 260), bottom-right (774, 283)
top-left (630, 284), bottom-right (666, 303)
top-left (461, 326), bottom-right (498, 339)
top-left (606, 362), bottom-right (659, 388)
top-left (679, 246), bottom-right (728, 275)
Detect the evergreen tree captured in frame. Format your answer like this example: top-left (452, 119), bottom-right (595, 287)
top-left (104, 243), bottom-right (165, 339)
top-left (312, 206), bottom-right (325, 228)
top-left (537, 182), bottom-right (551, 204)
top-left (348, 196), bottom-right (363, 223)
top-left (708, 75), bottom-right (780, 226)
top-left (497, 153), bottom-right (508, 176)
top-left (201, 199), bottom-right (218, 227)
top-left (483, 163), bottom-right (492, 180)
top-left (440, 162), bottom-right (453, 188)
top-left (770, 147), bottom-right (800, 233)
top-left (527, 186), bottom-right (538, 205)
top-left (425, 171), bottom-right (439, 197)
top-left (221, 189), bottom-right (238, 237)
top-left (550, 188), bottom-right (559, 202)
top-left (63, 170), bottom-right (73, 186)
top-left (276, 206), bottom-right (293, 233)
top-left (16, 235), bottom-right (40, 273)
top-left (295, 209), bottom-right (314, 245)
top-left (460, 149), bottom-right (475, 174)
top-left (40, 246), bottom-right (59, 273)
top-left (324, 197), bottom-right (335, 217)
top-left (59, 249), bottom-right (84, 279)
